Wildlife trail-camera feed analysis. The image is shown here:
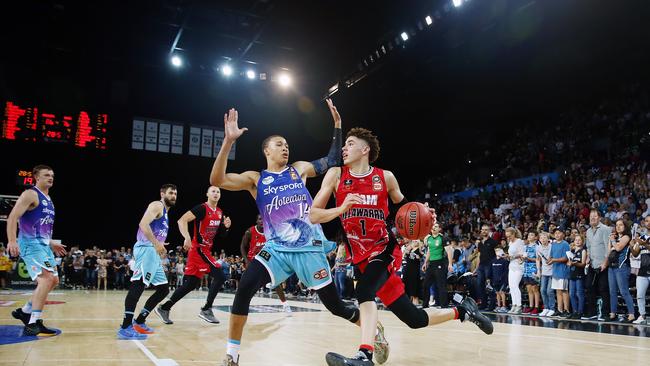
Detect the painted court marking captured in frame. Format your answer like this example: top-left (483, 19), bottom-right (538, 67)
top-left (133, 340), bottom-right (178, 366)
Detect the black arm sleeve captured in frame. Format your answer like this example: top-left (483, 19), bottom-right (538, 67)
top-left (310, 127), bottom-right (342, 175)
top-left (190, 204), bottom-right (206, 221)
top-left (217, 220), bottom-right (230, 238)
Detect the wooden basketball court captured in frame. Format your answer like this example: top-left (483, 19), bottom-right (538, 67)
top-left (1, 290), bottom-right (650, 365)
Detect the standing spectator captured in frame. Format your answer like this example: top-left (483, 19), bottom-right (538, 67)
top-left (631, 215), bottom-right (650, 324)
top-left (0, 245), bottom-right (12, 289)
top-left (568, 235), bottom-right (588, 319)
top-left (584, 209), bottom-right (612, 320)
top-left (73, 251), bottom-right (84, 289)
top-left (422, 224), bottom-right (452, 308)
top-left (175, 257), bottom-right (185, 290)
top-left (537, 232), bottom-right (555, 316)
top-left (506, 228), bottom-right (526, 314)
top-left (522, 231), bottom-right (541, 315)
top-left (548, 229), bottom-right (571, 318)
top-left (491, 248), bottom-right (509, 312)
top-left (97, 253), bottom-right (109, 290)
top-left (607, 219), bottom-right (635, 322)
top-left (333, 244), bottom-right (350, 299)
top-left (402, 240), bottom-right (424, 305)
top-left (84, 250), bottom-right (98, 289)
top-left (63, 253), bottom-right (74, 288)
top-left (474, 225), bottom-right (498, 310)
top-left (114, 255), bottom-right (127, 290)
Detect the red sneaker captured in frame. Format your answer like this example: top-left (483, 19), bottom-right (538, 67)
top-left (530, 308), bottom-right (539, 315)
top-left (522, 307), bottom-right (531, 314)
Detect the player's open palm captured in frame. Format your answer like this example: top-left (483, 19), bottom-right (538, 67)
top-left (223, 108), bottom-right (247, 141)
top-left (50, 241), bottom-right (67, 256)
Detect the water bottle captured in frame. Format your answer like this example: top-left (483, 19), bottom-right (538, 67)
top-left (597, 298), bottom-right (603, 319)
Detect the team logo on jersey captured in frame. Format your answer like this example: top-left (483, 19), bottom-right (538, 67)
top-left (290, 170), bottom-right (299, 181)
top-left (343, 179), bottom-right (353, 191)
top-left (209, 220), bottom-right (221, 226)
top-left (41, 200), bottom-right (48, 207)
top-left (313, 268), bottom-right (329, 280)
top-left (262, 176), bottom-right (275, 185)
top-left (372, 175), bottom-right (382, 191)
top-left (258, 250), bottom-right (271, 261)
top-left (312, 239), bottom-right (322, 247)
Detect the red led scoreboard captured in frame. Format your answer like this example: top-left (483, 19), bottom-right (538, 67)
top-left (1, 101), bottom-right (108, 149)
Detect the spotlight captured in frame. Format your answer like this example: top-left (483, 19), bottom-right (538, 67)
top-left (222, 65), bottom-right (233, 76)
top-left (171, 55), bottom-right (182, 67)
top-left (278, 73), bottom-right (291, 87)
top-left (400, 32), bottom-right (409, 41)
top-left (453, 0), bottom-right (463, 7)
top-left (246, 70), bottom-right (256, 79)
top-left (425, 16), bottom-right (433, 25)
top-left (468, 160), bottom-right (472, 164)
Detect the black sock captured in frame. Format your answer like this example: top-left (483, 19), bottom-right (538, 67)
top-left (135, 308), bottom-right (150, 324)
top-left (160, 300), bottom-right (173, 311)
top-left (122, 312), bottom-right (135, 329)
top-left (456, 306), bottom-right (467, 321)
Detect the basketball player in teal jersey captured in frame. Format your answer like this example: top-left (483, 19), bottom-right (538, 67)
top-left (117, 184), bottom-right (176, 340)
top-left (211, 100), bottom-right (388, 366)
top-left (8, 165), bottom-right (66, 336)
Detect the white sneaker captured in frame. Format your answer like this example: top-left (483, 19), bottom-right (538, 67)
top-left (540, 309), bottom-right (549, 317)
top-left (283, 303), bottom-right (293, 317)
top-left (633, 316), bottom-right (646, 325)
top-left (546, 310), bottom-right (555, 317)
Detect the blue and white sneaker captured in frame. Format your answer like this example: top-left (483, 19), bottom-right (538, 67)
top-left (117, 325), bottom-right (148, 340)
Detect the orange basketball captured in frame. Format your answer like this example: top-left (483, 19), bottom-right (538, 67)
top-left (395, 202), bottom-right (433, 240)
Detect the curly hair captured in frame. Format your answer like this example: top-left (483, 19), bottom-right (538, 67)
top-left (346, 127), bottom-right (380, 163)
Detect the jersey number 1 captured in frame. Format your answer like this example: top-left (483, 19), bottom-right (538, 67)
top-left (360, 219), bottom-right (367, 236)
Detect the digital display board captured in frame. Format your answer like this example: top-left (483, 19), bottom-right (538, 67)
top-left (2, 101), bottom-right (108, 149)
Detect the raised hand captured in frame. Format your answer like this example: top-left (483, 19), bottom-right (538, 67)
top-left (326, 99), bottom-right (341, 128)
top-left (223, 108), bottom-right (248, 142)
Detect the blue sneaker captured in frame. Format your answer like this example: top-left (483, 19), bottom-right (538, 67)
top-left (117, 325), bottom-right (148, 340)
top-left (132, 321), bottom-right (154, 334)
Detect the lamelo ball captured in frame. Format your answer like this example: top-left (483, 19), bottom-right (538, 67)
top-left (395, 202), bottom-right (433, 240)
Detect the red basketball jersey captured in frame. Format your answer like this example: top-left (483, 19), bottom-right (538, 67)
top-left (336, 166), bottom-right (390, 264)
top-left (247, 225), bottom-right (266, 261)
top-left (192, 203), bottom-right (223, 251)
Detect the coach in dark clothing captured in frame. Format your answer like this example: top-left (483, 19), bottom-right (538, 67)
top-left (474, 225), bottom-right (498, 309)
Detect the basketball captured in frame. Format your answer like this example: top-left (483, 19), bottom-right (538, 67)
top-left (395, 202), bottom-right (433, 240)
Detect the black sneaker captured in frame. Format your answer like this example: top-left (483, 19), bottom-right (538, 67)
top-left (23, 320), bottom-right (57, 336)
top-left (12, 308), bottom-right (30, 326)
top-left (559, 311), bottom-right (571, 319)
top-left (325, 351), bottom-right (374, 366)
top-left (457, 296), bottom-right (494, 335)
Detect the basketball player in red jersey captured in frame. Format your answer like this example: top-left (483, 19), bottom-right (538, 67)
top-left (310, 127), bottom-right (493, 366)
top-left (155, 186), bottom-right (231, 324)
top-left (240, 214), bottom-right (292, 315)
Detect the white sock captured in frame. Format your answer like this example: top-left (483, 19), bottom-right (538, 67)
top-left (226, 339), bottom-right (240, 362)
top-left (29, 310), bottom-right (42, 324)
top-left (22, 301), bottom-right (32, 314)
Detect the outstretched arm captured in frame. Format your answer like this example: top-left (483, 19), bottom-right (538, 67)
top-left (293, 99), bottom-right (342, 178)
top-left (209, 108), bottom-right (259, 195)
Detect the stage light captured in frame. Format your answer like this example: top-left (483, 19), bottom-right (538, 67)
top-left (401, 32), bottom-right (409, 41)
top-left (453, 0), bottom-right (463, 7)
top-left (246, 70), bottom-right (256, 79)
top-left (425, 16), bottom-right (433, 25)
top-left (171, 55), bottom-right (182, 67)
top-left (278, 73), bottom-right (291, 87)
top-left (222, 65), bottom-right (233, 76)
